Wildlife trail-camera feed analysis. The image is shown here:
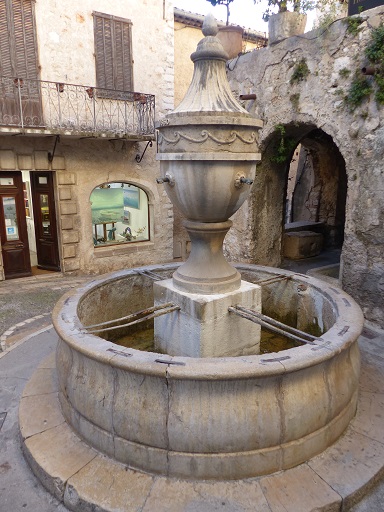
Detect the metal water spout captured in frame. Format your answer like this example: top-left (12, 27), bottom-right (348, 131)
top-left (156, 14), bottom-right (263, 294)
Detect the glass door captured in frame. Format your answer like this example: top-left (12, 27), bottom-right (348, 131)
top-left (0, 173), bottom-right (32, 279)
top-left (31, 172), bottom-right (60, 271)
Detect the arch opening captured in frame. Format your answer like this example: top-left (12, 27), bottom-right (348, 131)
top-left (283, 129), bottom-right (347, 272)
top-left (250, 124), bottom-right (347, 275)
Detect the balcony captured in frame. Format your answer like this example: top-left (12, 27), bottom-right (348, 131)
top-left (0, 76), bottom-right (155, 140)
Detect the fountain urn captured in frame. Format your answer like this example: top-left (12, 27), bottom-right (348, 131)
top-left (156, 14), bottom-right (263, 295)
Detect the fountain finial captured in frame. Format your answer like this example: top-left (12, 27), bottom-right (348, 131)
top-left (202, 13), bottom-right (218, 36)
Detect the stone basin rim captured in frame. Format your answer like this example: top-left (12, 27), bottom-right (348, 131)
top-left (52, 263), bottom-right (364, 380)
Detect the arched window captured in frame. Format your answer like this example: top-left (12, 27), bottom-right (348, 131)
top-left (90, 182), bottom-right (149, 247)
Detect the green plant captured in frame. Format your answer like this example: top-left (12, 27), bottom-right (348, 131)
top-left (254, 0), bottom-right (315, 22)
top-left (206, 0), bottom-right (235, 25)
top-left (271, 124), bottom-right (297, 163)
top-left (290, 93), bottom-right (300, 110)
top-left (313, 0), bottom-right (347, 29)
top-left (339, 68), bottom-right (351, 79)
top-left (365, 24), bottom-right (384, 63)
top-left (290, 58), bottom-right (310, 84)
top-left (345, 74), bottom-right (372, 111)
top-left (345, 16), bottom-right (363, 36)
top-left (364, 24), bottom-right (384, 104)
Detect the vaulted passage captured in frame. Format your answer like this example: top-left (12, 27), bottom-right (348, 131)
top-left (286, 129), bottom-right (347, 250)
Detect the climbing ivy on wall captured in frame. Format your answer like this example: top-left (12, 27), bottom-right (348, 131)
top-left (270, 124), bottom-right (297, 163)
top-left (345, 24), bottom-right (384, 111)
top-left (345, 16), bottom-right (364, 36)
top-left (365, 24), bottom-right (384, 104)
top-left (290, 58), bottom-right (310, 85)
top-left (346, 74), bottom-right (372, 111)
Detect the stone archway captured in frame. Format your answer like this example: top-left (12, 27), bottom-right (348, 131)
top-left (242, 124), bottom-right (347, 267)
top-left (286, 129), bottom-right (348, 249)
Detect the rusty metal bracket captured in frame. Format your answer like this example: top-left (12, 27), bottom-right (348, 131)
top-left (135, 140), bottom-right (153, 163)
top-left (48, 135), bottom-right (60, 162)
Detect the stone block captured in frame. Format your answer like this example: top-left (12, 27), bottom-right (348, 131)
top-left (22, 368), bottom-right (58, 397)
top-left (142, 478), bottom-right (271, 512)
top-left (113, 367), bottom-right (168, 448)
top-left (59, 187), bottom-right (72, 200)
top-left (259, 464), bottom-right (341, 511)
top-left (60, 202), bottom-right (77, 215)
top-left (283, 230), bottom-right (323, 260)
top-left (64, 455), bottom-right (154, 512)
top-left (17, 154), bottom-right (33, 170)
top-left (154, 279), bottom-right (261, 357)
top-left (60, 216), bottom-right (74, 230)
top-left (57, 172), bottom-right (76, 185)
top-left (51, 155), bottom-right (66, 170)
top-left (22, 423), bottom-right (96, 502)
top-left (0, 150), bottom-right (15, 169)
top-left (308, 429), bottom-right (384, 509)
top-left (34, 151), bottom-right (49, 170)
top-left (62, 230), bottom-right (79, 244)
top-left (62, 244), bottom-right (76, 258)
top-left (60, 349), bottom-right (114, 433)
top-left (62, 258), bottom-right (80, 272)
top-left (19, 393), bottom-right (64, 439)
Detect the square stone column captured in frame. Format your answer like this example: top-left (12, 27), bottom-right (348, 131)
top-left (154, 279), bottom-right (261, 358)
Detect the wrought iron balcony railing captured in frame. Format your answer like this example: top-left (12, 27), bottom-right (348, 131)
top-left (0, 76), bottom-right (155, 139)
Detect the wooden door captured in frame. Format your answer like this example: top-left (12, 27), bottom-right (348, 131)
top-left (0, 172), bottom-right (32, 279)
top-left (31, 172), bottom-right (60, 271)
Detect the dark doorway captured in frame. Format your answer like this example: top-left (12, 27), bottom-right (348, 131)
top-left (285, 130), bottom-right (347, 249)
top-left (0, 171), bottom-right (32, 279)
top-left (31, 172), bottom-right (60, 271)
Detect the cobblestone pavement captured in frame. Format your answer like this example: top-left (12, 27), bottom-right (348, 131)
top-left (0, 272), bottom-right (91, 351)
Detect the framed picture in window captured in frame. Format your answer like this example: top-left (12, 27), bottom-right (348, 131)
top-left (122, 209), bottom-right (131, 224)
top-left (123, 187), bottom-right (140, 209)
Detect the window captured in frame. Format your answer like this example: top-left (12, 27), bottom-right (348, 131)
top-left (90, 182), bottom-right (149, 247)
top-left (93, 11), bottom-right (133, 94)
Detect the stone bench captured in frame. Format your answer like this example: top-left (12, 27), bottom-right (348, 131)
top-left (283, 230), bottom-right (324, 259)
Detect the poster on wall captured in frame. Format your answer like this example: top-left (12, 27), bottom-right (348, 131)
top-left (91, 188), bottom-right (124, 224)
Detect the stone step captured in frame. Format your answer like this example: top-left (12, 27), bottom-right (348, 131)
top-left (18, 333), bottom-right (384, 512)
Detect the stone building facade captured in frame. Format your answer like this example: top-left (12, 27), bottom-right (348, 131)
top-left (0, 0), bottom-right (175, 281)
top-left (225, 7), bottom-right (384, 327)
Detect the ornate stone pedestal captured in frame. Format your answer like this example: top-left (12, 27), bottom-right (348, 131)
top-left (154, 279), bottom-right (261, 358)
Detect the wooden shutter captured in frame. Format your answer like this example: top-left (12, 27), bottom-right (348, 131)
top-left (0, 0), bottom-right (39, 79)
top-left (93, 11), bottom-right (133, 93)
top-left (12, 0), bottom-right (39, 80)
top-left (0, 0), bottom-right (13, 77)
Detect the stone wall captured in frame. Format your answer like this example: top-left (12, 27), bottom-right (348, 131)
top-left (0, 0), bottom-right (175, 279)
top-left (34, 0), bottom-right (175, 117)
top-left (226, 7), bottom-right (384, 327)
top-left (0, 139), bottom-right (174, 276)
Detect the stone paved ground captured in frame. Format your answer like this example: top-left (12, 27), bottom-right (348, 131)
top-left (0, 273), bottom-right (90, 351)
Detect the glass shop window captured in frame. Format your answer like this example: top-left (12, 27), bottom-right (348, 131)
top-left (90, 182), bottom-right (149, 247)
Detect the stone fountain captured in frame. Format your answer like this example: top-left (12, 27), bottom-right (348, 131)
top-left (19, 15), bottom-right (366, 511)
top-left (154, 14), bottom-right (263, 358)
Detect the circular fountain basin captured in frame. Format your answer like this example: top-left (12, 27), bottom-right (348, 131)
top-left (54, 264), bottom-right (363, 480)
